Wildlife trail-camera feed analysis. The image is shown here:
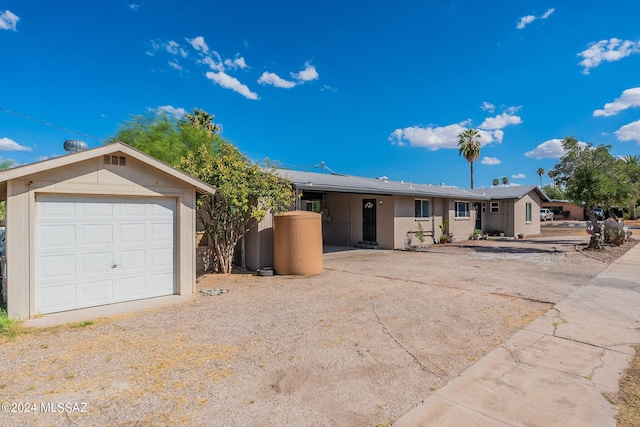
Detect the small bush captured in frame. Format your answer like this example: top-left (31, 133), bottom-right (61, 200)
top-left (0, 308), bottom-right (22, 339)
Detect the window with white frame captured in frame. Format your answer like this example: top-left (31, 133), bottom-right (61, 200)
top-left (415, 199), bottom-right (429, 218)
top-left (525, 202), bottom-right (532, 222)
top-left (454, 201), bottom-right (470, 218)
top-left (490, 201), bottom-right (499, 213)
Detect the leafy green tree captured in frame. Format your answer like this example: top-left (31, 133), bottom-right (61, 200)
top-left (182, 109), bottom-right (221, 135)
top-left (502, 176), bottom-right (509, 186)
top-left (0, 160), bottom-right (14, 220)
top-left (457, 129), bottom-right (481, 189)
top-left (620, 155), bottom-right (640, 219)
top-left (548, 169), bottom-right (558, 188)
top-left (542, 184), bottom-right (566, 201)
top-left (109, 110), bottom-right (219, 166)
top-left (492, 178), bottom-right (499, 187)
top-left (537, 167), bottom-right (545, 187)
top-left (179, 142), bottom-right (294, 273)
top-left (550, 136), bottom-right (632, 249)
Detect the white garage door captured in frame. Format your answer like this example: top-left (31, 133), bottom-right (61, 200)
top-left (35, 195), bottom-right (176, 314)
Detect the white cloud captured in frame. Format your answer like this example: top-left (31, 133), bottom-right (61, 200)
top-left (201, 55), bottom-right (224, 72)
top-left (525, 139), bottom-right (565, 159)
top-left (0, 137), bottom-right (32, 152)
top-left (168, 61), bottom-right (183, 71)
top-left (593, 87), bottom-right (640, 117)
top-left (524, 138), bottom-right (588, 159)
top-left (516, 15), bottom-right (536, 29)
top-left (479, 112), bottom-right (522, 130)
top-left (481, 157), bottom-right (501, 165)
top-left (481, 102), bottom-right (495, 112)
top-left (511, 173), bottom-right (526, 179)
top-left (615, 120), bottom-right (640, 144)
top-left (389, 123), bottom-right (467, 150)
top-left (205, 71), bottom-right (258, 100)
top-left (186, 36), bottom-right (209, 54)
top-left (224, 56), bottom-right (247, 69)
top-left (165, 40), bottom-right (187, 57)
top-left (128, 4), bottom-right (140, 11)
top-left (291, 62), bottom-right (319, 82)
top-left (492, 129), bottom-right (504, 143)
top-left (0, 10), bottom-right (19, 31)
top-left (578, 38), bottom-right (640, 74)
top-left (517, 8), bottom-right (554, 30)
top-left (157, 105), bottom-right (187, 119)
top-left (258, 72), bottom-right (296, 89)
top-left (390, 122), bottom-right (502, 150)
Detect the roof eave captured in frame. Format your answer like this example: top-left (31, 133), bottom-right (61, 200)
top-left (0, 142), bottom-right (216, 196)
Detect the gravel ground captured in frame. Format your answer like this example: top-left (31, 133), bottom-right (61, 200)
top-left (0, 233), bottom-right (636, 427)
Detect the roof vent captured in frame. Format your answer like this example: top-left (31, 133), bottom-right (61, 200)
top-left (63, 139), bottom-right (88, 153)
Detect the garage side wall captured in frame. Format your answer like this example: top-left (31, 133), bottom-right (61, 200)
top-left (5, 156), bottom-right (199, 319)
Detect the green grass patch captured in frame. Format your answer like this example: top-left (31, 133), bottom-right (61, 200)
top-left (68, 320), bottom-right (94, 329)
top-left (0, 308), bottom-right (22, 340)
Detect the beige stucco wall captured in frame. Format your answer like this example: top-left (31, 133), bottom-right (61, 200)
top-left (482, 193), bottom-right (542, 237)
top-left (483, 200), bottom-right (512, 235)
top-left (514, 193), bottom-right (542, 237)
top-left (322, 193), bottom-right (353, 246)
top-left (319, 193), bottom-right (395, 248)
top-left (5, 155), bottom-right (199, 319)
top-left (393, 196), bottom-right (449, 248)
top-left (346, 194), bottom-right (394, 248)
top-left (445, 198), bottom-right (477, 241)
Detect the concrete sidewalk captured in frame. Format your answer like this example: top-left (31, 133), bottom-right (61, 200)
top-left (394, 243), bottom-right (640, 427)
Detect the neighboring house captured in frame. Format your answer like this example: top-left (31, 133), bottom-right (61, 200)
top-left (541, 199), bottom-right (586, 220)
top-left (469, 185), bottom-right (550, 237)
top-left (0, 142), bottom-right (216, 319)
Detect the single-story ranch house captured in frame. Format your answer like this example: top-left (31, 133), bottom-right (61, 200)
top-left (242, 170), bottom-right (550, 270)
top-left (0, 142), bottom-right (216, 319)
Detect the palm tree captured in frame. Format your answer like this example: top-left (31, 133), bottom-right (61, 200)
top-left (492, 178), bottom-right (499, 187)
top-left (537, 167), bottom-right (545, 187)
top-left (184, 108), bottom-right (221, 134)
top-left (548, 169), bottom-right (557, 188)
top-left (502, 176), bottom-right (509, 186)
top-left (457, 129), bottom-right (482, 189)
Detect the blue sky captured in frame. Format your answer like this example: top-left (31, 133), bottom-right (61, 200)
top-left (2, 1), bottom-right (640, 188)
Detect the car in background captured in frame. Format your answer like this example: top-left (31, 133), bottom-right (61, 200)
top-left (593, 208), bottom-right (605, 221)
top-left (540, 208), bottom-right (554, 221)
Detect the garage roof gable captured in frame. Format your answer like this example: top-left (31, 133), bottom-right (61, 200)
top-left (0, 142), bottom-right (216, 199)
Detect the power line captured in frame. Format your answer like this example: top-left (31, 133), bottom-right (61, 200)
top-left (0, 106), bottom-right (107, 143)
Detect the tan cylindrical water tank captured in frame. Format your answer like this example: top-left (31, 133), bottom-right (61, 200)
top-left (273, 211), bottom-right (323, 275)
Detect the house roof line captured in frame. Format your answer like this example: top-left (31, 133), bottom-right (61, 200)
top-left (469, 185), bottom-right (551, 202)
top-left (0, 142), bottom-right (216, 200)
top-left (279, 169), bottom-right (491, 200)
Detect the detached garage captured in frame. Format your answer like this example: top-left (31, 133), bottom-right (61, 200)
top-left (0, 142), bottom-right (216, 319)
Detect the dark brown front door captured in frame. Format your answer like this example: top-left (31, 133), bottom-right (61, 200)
top-left (362, 199), bottom-right (376, 242)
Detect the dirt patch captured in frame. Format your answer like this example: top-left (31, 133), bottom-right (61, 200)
top-left (0, 235), bottom-right (636, 426)
top-left (605, 344), bottom-right (640, 427)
